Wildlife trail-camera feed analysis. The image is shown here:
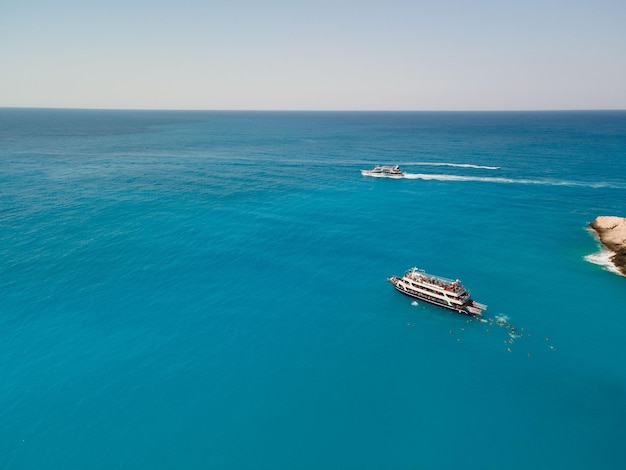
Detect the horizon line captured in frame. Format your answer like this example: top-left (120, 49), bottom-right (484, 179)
top-left (2, 106), bottom-right (626, 113)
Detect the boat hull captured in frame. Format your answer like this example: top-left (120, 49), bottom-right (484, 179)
top-left (360, 170), bottom-right (404, 179)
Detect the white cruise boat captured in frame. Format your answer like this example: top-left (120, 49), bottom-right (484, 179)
top-left (388, 267), bottom-right (487, 316)
top-left (360, 165), bottom-right (405, 178)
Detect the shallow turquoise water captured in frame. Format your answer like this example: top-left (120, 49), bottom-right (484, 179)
top-left (1, 109), bottom-right (625, 468)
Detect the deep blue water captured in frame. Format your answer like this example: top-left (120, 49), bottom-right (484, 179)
top-left (1, 109), bottom-right (625, 469)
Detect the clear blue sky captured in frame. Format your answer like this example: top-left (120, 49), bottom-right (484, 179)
top-left (2, 0), bottom-right (625, 110)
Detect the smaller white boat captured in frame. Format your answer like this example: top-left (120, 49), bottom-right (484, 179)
top-left (360, 165), bottom-right (405, 178)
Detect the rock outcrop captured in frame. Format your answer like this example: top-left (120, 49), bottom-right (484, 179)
top-left (589, 216), bottom-right (626, 276)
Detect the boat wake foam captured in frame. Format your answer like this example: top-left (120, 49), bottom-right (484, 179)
top-left (494, 314), bottom-right (510, 326)
top-left (402, 173), bottom-right (625, 189)
top-left (404, 162), bottom-right (500, 170)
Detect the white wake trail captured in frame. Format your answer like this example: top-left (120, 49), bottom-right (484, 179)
top-left (402, 173), bottom-right (625, 189)
top-left (405, 162), bottom-right (500, 170)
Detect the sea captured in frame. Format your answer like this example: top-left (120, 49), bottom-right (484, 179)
top-left (1, 109), bottom-right (625, 469)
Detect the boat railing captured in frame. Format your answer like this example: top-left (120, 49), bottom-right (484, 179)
top-left (405, 269), bottom-right (465, 293)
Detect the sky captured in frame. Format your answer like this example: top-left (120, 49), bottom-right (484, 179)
top-left (1, 0), bottom-right (625, 110)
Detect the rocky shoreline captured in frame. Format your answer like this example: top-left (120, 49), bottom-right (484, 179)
top-left (589, 216), bottom-right (626, 276)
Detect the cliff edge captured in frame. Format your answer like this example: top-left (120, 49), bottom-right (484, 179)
top-left (589, 216), bottom-right (626, 276)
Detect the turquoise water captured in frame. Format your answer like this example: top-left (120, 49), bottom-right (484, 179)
top-left (1, 109), bottom-right (625, 468)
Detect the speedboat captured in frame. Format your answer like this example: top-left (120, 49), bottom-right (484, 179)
top-left (360, 165), bottom-right (405, 178)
